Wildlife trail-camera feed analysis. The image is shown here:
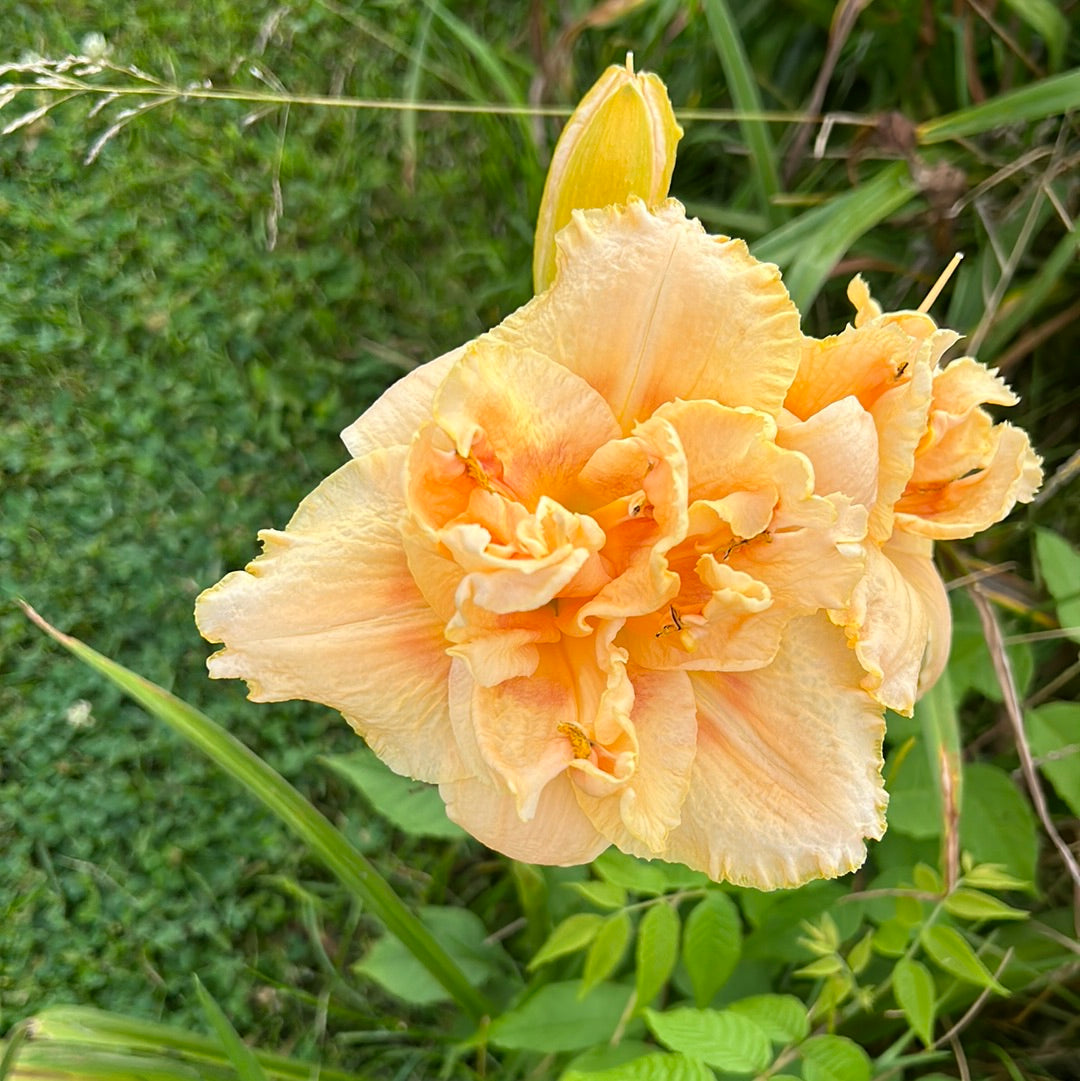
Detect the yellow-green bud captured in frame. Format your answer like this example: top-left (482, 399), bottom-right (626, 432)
top-left (532, 55), bottom-right (682, 294)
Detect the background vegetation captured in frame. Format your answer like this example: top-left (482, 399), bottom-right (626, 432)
top-left (1, 1), bottom-right (1077, 1079)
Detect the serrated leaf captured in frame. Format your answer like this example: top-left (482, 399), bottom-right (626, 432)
top-left (1026, 702), bottom-right (1080, 817)
top-left (529, 913), bottom-right (605, 970)
top-left (961, 763), bottom-right (1038, 884)
top-left (581, 911), bottom-right (632, 996)
top-left (569, 880), bottom-right (628, 910)
top-left (489, 981), bottom-right (631, 1052)
top-left (681, 893), bottom-right (741, 1006)
top-left (893, 957), bottom-right (936, 1047)
top-left (635, 903), bottom-right (680, 1008)
top-left (562, 1051), bottom-right (714, 1081)
top-left (727, 994), bottom-right (809, 1044)
top-left (943, 889), bottom-right (1030, 923)
top-left (321, 749), bottom-right (464, 839)
top-left (920, 925), bottom-right (1007, 994)
top-left (645, 1008), bottom-right (772, 1073)
top-left (800, 1035), bottom-right (871, 1081)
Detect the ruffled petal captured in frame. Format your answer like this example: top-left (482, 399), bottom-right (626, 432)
top-left (660, 615), bottom-right (887, 888)
top-left (838, 536), bottom-right (947, 715)
top-left (897, 423), bottom-right (1042, 539)
top-left (491, 200), bottom-right (801, 430)
top-left (572, 666), bottom-right (698, 855)
top-left (777, 398), bottom-right (879, 509)
top-left (195, 448), bottom-right (460, 783)
top-left (896, 358), bottom-right (1043, 538)
top-left (439, 773), bottom-right (609, 865)
top-left (788, 323), bottom-right (935, 542)
top-left (341, 347), bottom-right (463, 458)
top-left (621, 400), bottom-right (867, 672)
top-left (440, 657), bottom-right (609, 863)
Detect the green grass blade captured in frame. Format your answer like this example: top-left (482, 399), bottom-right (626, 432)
top-left (918, 69), bottom-right (1080, 144)
top-left (20, 604), bottom-right (493, 1024)
top-left (1001, 0), bottom-right (1070, 72)
top-left (916, 671), bottom-right (963, 889)
top-left (702, 0), bottom-right (785, 226)
top-left (401, 7), bottom-right (435, 191)
top-left (21, 1007), bottom-right (358, 1081)
top-left (1, 1045), bottom-right (202, 1080)
top-left (980, 226), bottom-right (1080, 361)
top-left (193, 977), bottom-right (269, 1081)
top-left (422, 0), bottom-right (525, 106)
top-left (752, 161), bottom-right (917, 309)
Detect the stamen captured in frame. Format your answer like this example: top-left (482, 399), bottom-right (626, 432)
top-left (557, 722), bottom-right (593, 759)
top-left (918, 252), bottom-right (963, 314)
top-left (654, 604), bottom-right (683, 638)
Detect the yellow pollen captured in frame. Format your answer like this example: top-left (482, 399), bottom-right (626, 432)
top-left (463, 454), bottom-right (490, 488)
top-left (557, 722), bottom-right (593, 759)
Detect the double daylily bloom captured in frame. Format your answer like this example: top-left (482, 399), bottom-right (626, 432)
top-left (196, 65), bottom-right (1040, 889)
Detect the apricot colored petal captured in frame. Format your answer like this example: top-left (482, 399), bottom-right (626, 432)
top-left (840, 534), bottom-right (948, 715)
top-left (778, 397), bottom-right (878, 509)
top-left (340, 347), bottom-right (463, 458)
top-left (429, 344), bottom-right (622, 508)
top-left (572, 666), bottom-right (698, 855)
top-left (885, 531), bottom-right (952, 698)
top-left (788, 326), bottom-right (935, 542)
top-left (440, 773), bottom-right (609, 865)
top-left (661, 616), bottom-right (887, 888)
top-left (576, 415), bottom-right (687, 624)
top-left (195, 448), bottom-right (460, 783)
top-left (896, 423), bottom-right (1042, 539)
top-left (492, 200), bottom-right (801, 430)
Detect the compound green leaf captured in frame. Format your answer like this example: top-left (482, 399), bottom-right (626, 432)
top-left (682, 893), bottom-right (741, 1006)
top-left (800, 1035), bottom-right (871, 1081)
top-left (529, 913), bottom-right (605, 970)
top-left (1026, 702), bottom-right (1080, 816)
top-left (892, 957), bottom-right (936, 1046)
top-left (489, 981), bottom-right (631, 1052)
top-left (581, 911), bottom-right (632, 996)
top-left (727, 994), bottom-right (809, 1044)
top-left (645, 1008), bottom-right (772, 1073)
top-left (635, 903), bottom-right (680, 1008)
top-left (920, 925), bottom-right (1006, 994)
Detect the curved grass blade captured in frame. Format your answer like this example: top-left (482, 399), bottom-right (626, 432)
top-left (702, 0), bottom-right (785, 226)
top-left (753, 161), bottom-right (916, 309)
top-left (13, 1006), bottom-right (358, 1081)
top-left (918, 70), bottom-right (1080, 144)
top-left (19, 603), bottom-right (493, 1023)
top-left (193, 977), bottom-right (269, 1081)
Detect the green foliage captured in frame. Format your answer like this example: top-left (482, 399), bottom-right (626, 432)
top-left (5, 0), bottom-right (1079, 1078)
top-left (320, 749), bottom-right (465, 840)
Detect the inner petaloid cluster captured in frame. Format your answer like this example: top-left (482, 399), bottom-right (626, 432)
top-left (196, 200), bottom-right (1041, 888)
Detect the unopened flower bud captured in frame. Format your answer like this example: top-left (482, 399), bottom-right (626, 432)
top-left (532, 55), bottom-right (682, 293)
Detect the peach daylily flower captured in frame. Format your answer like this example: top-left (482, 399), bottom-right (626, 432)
top-left (783, 277), bottom-right (1042, 714)
top-left (197, 200), bottom-right (890, 889)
